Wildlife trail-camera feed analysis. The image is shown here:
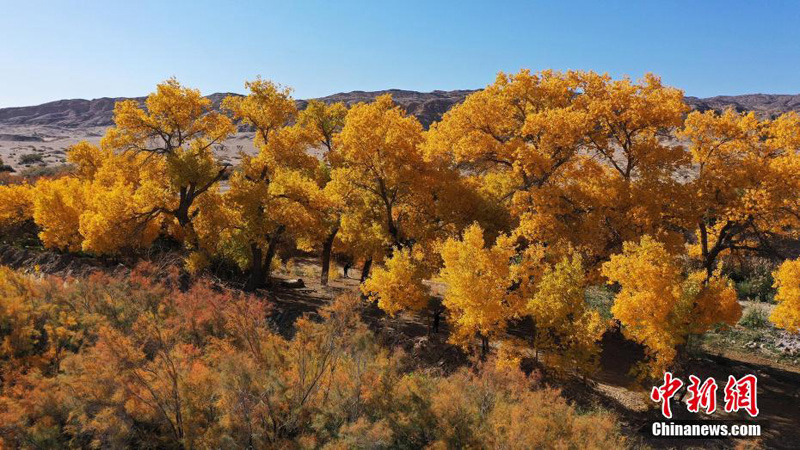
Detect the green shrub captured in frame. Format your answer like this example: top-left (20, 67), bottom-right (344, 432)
top-left (0, 156), bottom-right (12, 173)
top-left (19, 164), bottom-right (73, 180)
top-left (725, 257), bottom-right (776, 302)
top-left (739, 305), bottom-right (770, 329)
top-left (585, 285), bottom-right (615, 321)
top-left (19, 153), bottom-right (44, 165)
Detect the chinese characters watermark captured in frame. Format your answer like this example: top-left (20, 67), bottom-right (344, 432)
top-left (651, 372), bottom-right (759, 418)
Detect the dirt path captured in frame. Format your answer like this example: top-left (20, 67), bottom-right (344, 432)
top-left (584, 330), bottom-right (800, 449)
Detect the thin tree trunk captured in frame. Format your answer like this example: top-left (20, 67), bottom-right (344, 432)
top-left (481, 335), bottom-right (489, 358)
top-left (320, 225), bottom-right (339, 286)
top-left (245, 244), bottom-right (263, 292)
top-left (360, 258), bottom-right (373, 282)
top-left (431, 309), bottom-right (442, 334)
top-left (674, 339), bottom-right (691, 401)
top-left (263, 227), bottom-right (285, 288)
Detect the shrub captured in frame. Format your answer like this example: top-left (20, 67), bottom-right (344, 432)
top-left (771, 259), bottom-right (800, 332)
top-left (0, 156), bottom-right (13, 173)
top-left (0, 184), bottom-right (34, 231)
top-left (726, 257), bottom-right (776, 302)
top-left (585, 285), bottom-right (615, 321)
top-left (0, 265), bottom-right (629, 449)
top-left (19, 153), bottom-right (44, 165)
top-left (19, 163), bottom-right (73, 180)
top-left (739, 305), bottom-right (770, 330)
top-left (414, 363), bottom-right (627, 449)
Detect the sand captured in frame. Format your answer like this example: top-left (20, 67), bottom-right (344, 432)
top-left (0, 124), bottom-right (261, 173)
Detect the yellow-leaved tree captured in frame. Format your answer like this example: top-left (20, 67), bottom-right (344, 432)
top-left (425, 70), bottom-right (692, 271)
top-left (72, 142), bottom-right (167, 254)
top-left (330, 94), bottom-right (482, 315)
top-left (222, 79), bottom-right (327, 289)
top-left (424, 70), bottom-right (691, 365)
top-left (30, 141), bottom-right (167, 254)
top-left (771, 258), bottom-right (800, 333)
top-left (423, 70), bottom-right (589, 251)
top-left (528, 254), bottom-right (606, 376)
top-left (551, 72), bottom-right (691, 264)
top-left (101, 78), bottom-right (235, 248)
top-left (330, 94), bottom-right (427, 258)
top-left (0, 183), bottom-right (34, 233)
top-left (680, 109), bottom-right (800, 277)
top-left (29, 77), bottom-right (237, 258)
top-left (32, 177), bottom-right (88, 252)
top-left (602, 236), bottom-right (741, 378)
top-left (438, 224), bottom-right (522, 355)
top-left (361, 247), bottom-right (430, 316)
top-left (296, 99), bottom-right (348, 285)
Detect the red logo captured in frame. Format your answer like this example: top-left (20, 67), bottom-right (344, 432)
top-left (651, 372), bottom-right (683, 419)
top-left (686, 375), bottom-right (718, 414)
top-left (651, 373), bottom-right (759, 418)
top-left (723, 374), bottom-right (759, 417)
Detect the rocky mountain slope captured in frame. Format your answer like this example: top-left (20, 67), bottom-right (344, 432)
top-left (0, 90), bottom-right (476, 130)
top-left (684, 94), bottom-right (800, 117)
top-left (0, 89), bottom-right (800, 131)
top-left (1, 90), bottom-right (798, 172)
top-left (2, 90), bottom-right (799, 131)
top-left (0, 93), bottom-right (233, 129)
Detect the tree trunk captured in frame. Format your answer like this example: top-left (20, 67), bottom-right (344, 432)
top-left (174, 186), bottom-right (200, 249)
top-left (245, 244), bottom-right (264, 292)
top-left (481, 335), bottom-right (489, 358)
top-left (360, 258), bottom-right (373, 282)
top-left (343, 260), bottom-right (352, 279)
top-left (431, 309), bottom-right (442, 334)
top-left (674, 340), bottom-right (690, 401)
top-left (320, 226), bottom-right (339, 286)
top-left (175, 208), bottom-right (198, 249)
top-left (263, 227), bottom-right (284, 288)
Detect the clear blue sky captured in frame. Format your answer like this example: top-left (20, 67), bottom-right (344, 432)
top-left (1, 0), bottom-right (799, 107)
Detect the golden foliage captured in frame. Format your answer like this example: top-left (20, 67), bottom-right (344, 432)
top-left (6, 70), bottom-right (800, 384)
top-left (425, 70), bottom-right (690, 268)
top-left (528, 254), bottom-right (606, 375)
top-left (219, 80), bottom-right (327, 288)
top-left (602, 236), bottom-right (741, 377)
top-left (30, 143), bottom-right (167, 254)
top-left (102, 78), bottom-right (235, 155)
top-left (361, 248), bottom-right (430, 316)
top-left (438, 224), bottom-right (522, 350)
top-left (772, 258), bottom-right (800, 333)
top-left (0, 183), bottom-right (34, 230)
top-left (32, 177), bottom-right (88, 252)
top-left (330, 94), bottom-right (428, 253)
top-left (298, 99), bottom-right (347, 153)
top-left (223, 77), bottom-right (297, 148)
top-left (681, 109), bottom-right (800, 271)
top-left (101, 78), bottom-right (235, 247)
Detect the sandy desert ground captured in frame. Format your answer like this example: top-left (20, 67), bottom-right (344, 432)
top-left (0, 124), bottom-right (261, 173)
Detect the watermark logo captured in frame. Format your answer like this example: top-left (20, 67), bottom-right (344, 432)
top-left (648, 373), bottom-right (761, 439)
top-left (723, 374), bottom-right (759, 417)
top-left (650, 371), bottom-right (683, 418)
top-left (686, 375), bottom-right (717, 414)
top-left (651, 372), bottom-right (759, 418)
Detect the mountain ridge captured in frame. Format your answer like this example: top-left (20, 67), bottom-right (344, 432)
top-left (2, 90), bottom-right (799, 130)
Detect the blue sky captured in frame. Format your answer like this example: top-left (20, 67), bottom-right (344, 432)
top-left (1, 0), bottom-right (799, 107)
